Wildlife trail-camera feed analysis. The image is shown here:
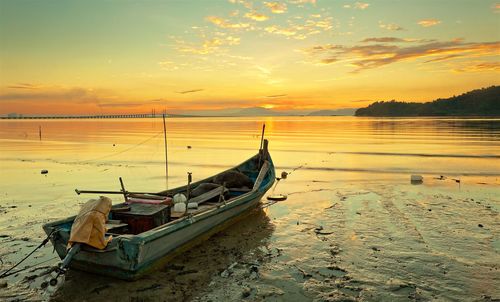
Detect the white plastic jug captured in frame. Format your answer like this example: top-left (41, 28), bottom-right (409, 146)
top-left (173, 202), bottom-right (186, 212)
top-left (173, 193), bottom-right (187, 204)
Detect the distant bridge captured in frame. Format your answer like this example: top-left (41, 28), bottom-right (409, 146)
top-left (0, 114), bottom-right (165, 119)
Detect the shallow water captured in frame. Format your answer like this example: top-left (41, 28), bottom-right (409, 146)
top-left (0, 116), bottom-right (499, 301)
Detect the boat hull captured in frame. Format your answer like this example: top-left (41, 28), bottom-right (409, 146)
top-left (43, 152), bottom-right (275, 280)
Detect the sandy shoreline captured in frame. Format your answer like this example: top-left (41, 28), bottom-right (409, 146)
top-left (1, 175), bottom-right (498, 301)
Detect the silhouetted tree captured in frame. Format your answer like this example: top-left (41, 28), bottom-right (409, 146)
top-left (355, 86), bottom-right (500, 116)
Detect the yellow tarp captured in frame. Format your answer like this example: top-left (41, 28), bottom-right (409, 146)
top-left (68, 196), bottom-right (112, 249)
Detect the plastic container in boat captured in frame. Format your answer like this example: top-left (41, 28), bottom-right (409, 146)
top-left (173, 202), bottom-right (186, 212)
top-left (187, 202), bottom-right (198, 209)
top-left (173, 193), bottom-right (187, 204)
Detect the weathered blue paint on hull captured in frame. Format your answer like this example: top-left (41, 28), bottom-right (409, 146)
top-left (43, 152), bottom-right (275, 280)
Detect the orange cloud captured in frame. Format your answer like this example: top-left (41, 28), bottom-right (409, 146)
top-left (418, 19), bottom-right (441, 27)
top-left (454, 62), bottom-right (500, 73)
top-left (304, 39), bottom-right (500, 72)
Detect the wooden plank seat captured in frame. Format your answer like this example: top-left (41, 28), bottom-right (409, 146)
top-left (170, 186), bottom-right (228, 218)
top-left (188, 186), bottom-right (228, 205)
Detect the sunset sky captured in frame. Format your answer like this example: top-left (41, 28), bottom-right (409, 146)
top-left (0, 0), bottom-right (499, 115)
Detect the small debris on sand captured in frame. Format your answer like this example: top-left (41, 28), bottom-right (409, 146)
top-left (410, 175), bottom-right (423, 182)
top-left (0, 279), bottom-right (7, 288)
top-left (41, 169), bottom-right (48, 174)
top-left (241, 286), bottom-right (251, 298)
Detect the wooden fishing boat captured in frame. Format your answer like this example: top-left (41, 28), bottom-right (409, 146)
top-left (42, 140), bottom-right (275, 280)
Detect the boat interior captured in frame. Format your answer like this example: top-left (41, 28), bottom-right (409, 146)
top-left (101, 153), bottom-right (271, 236)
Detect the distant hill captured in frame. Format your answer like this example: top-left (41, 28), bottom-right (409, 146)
top-left (234, 107), bottom-right (285, 116)
top-left (308, 108), bottom-right (356, 116)
top-left (355, 86), bottom-right (500, 117)
top-left (181, 107), bottom-right (356, 117)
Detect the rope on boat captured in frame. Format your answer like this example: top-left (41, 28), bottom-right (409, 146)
top-left (0, 229), bottom-right (58, 279)
top-left (0, 256), bottom-right (59, 278)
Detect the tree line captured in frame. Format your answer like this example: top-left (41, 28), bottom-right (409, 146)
top-left (355, 86), bottom-right (500, 116)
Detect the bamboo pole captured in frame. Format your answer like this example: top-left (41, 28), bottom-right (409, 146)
top-left (162, 114), bottom-right (169, 189)
top-left (119, 177), bottom-right (128, 202)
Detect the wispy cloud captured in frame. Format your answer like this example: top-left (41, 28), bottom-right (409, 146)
top-left (0, 87), bottom-right (107, 104)
top-left (262, 15), bottom-right (335, 40)
top-left (264, 2), bottom-right (287, 14)
top-left (418, 19), bottom-right (441, 27)
top-left (344, 2), bottom-right (370, 9)
top-left (255, 65), bottom-right (283, 85)
top-left (493, 3), bottom-right (500, 13)
top-left (289, 0), bottom-right (316, 5)
top-left (266, 94), bottom-right (287, 98)
top-left (228, 0), bottom-right (253, 9)
top-left (245, 11), bottom-right (269, 21)
top-left (454, 62), bottom-right (500, 73)
top-left (379, 21), bottom-right (404, 31)
top-left (265, 25), bottom-right (297, 36)
top-left (174, 35), bottom-right (240, 55)
top-left (7, 83), bottom-right (44, 90)
top-left (176, 89), bottom-right (204, 94)
top-left (158, 60), bottom-right (179, 71)
top-left (361, 37), bottom-right (432, 43)
top-left (206, 16), bottom-right (250, 29)
top-left (354, 2), bottom-right (370, 9)
top-left (304, 39), bottom-right (500, 72)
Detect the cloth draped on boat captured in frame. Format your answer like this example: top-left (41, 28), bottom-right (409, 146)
top-left (68, 196), bottom-right (112, 249)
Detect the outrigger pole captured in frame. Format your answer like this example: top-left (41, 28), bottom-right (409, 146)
top-left (75, 189), bottom-right (166, 196)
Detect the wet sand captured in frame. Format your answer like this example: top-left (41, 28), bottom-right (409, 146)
top-left (0, 117), bottom-right (499, 301)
